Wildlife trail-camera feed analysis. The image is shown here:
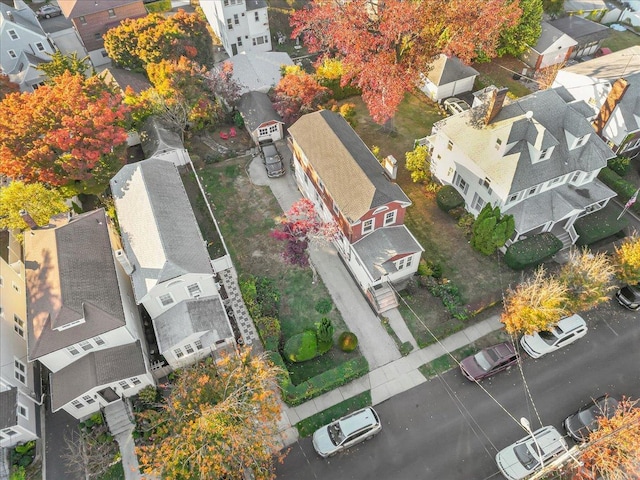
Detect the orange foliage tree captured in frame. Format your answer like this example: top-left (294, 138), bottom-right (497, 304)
top-left (0, 73), bottom-right (19, 100)
top-left (136, 349), bottom-right (285, 480)
top-left (273, 65), bottom-right (329, 124)
top-left (0, 72), bottom-right (129, 194)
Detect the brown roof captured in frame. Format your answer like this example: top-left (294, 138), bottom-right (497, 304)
top-left (57, 0), bottom-right (143, 18)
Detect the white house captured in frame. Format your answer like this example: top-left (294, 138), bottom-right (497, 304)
top-left (200, 0), bottom-right (272, 57)
top-left (0, 1), bottom-right (56, 91)
top-left (426, 85), bottom-right (616, 249)
top-left (237, 91), bottom-right (283, 144)
top-left (522, 21), bottom-right (577, 71)
top-left (110, 159), bottom-right (235, 370)
top-left (24, 209), bottom-right (153, 420)
top-left (224, 51), bottom-right (293, 94)
top-left (419, 54), bottom-right (479, 102)
top-left (0, 230), bottom-right (39, 448)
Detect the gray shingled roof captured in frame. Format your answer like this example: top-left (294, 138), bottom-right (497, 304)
top-left (351, 226), bottom-right (424, 281)
top-left (549, 15), bottom-right (609, 43)
top-left (110, 159), bottom-right (213, 302)
top-left (532, 22), bottom-right (576, 54)
top-left (616, 72), bottom-right (640, 134)
top-left (237, 91), bottom-right (282, 134)
top-left (0, 387), bottom-right (17, 430)
top-left (57, 0), bottom-right (141, 18)
top-left (153, 297), bottom-right (232, 354)
top-left (288, 110), bottom-right (411, 222)
top-left (140, 116), bottom-right (184, 159)
top-left (426, 54), bottom-right (479, 87)
top-left (24, 209), bottom-right (126, 360)
top-left (245, 0), bottom-right (267, 11)
top-left (561, 46), bottom-right (640, 80)
top-left (99, 67), bottom-right (151, 95)
top-left (50, 341), bottom-right (147, 411)
top-left (0, 3), bottom-right (42, 32)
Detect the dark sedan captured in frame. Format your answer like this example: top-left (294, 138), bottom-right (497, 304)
top-left (459, 342), bottom-right (518, 381)
top-left (615, 284), bottom-right (640, 311)
top-left (563, 395), bottom-right (620, 442)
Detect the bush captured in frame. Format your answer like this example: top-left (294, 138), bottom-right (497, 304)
top-left (608, 156), bottom-right (631, 177)
top-left (239, 275), bottom-right (261, 319)
top-left (283, 330), bottom-right (318, 362)
top-left (255, 276), bottom-right (280, 317)
top-left (504, 233), bottom-right (563, 270)
top-left (254, 315), bottom-right (281, 351)
top-left (144, 0), bottom-right (172, 13)
top-left (574, 207), bottom-right (628, 246)
top-left (315, 297), bottom-right (333, 314)
top-left (316, 318), bottom-right (334, 354)
top-left (233, 110), bottom-right (244, 128)
top-left (598, 167), bottom-right (640, 215)
top-left (338, 331), bottom-right (358, 352)
top-left (137, 385), bottom-right (158, 405)
top-left (11, 441), bottom-right (35, 469)
top-left (436, 185), bottom-right (465, 212)
top-left (416, 259), bottom-right (433, 277)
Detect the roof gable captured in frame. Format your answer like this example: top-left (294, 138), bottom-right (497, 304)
top-left (532, 22), bottom-right (577, 54)
top-left (57, 0), bottom-right (142, 18)
top-left (426, 54), bottom-right (479, 86)
top-left (237, 91), bottom-right (282, 133)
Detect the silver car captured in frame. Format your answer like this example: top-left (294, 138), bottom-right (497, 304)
top-left (496, 425), bottom-right (568, 480)
top-left (312, 407), bottom-right (382, 458)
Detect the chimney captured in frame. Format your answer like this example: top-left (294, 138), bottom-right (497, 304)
top-left (484, 87), bottom-right (509, 125)
top-left (593, 78), bottom-right (629, 136)
top-left (115, 249), bottom-right (135, 275)
top-left (382, 155), bottom-right (398, 180)
top-left (19, 210), bottom-right (38, 229)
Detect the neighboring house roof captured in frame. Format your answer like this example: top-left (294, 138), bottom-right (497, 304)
top-left (245, 0), bottom-right (267, 10)
top-left (153, 297), bottom-right (232, 354)
top-left (610, 71), bottom-right (640, 134)
top-left (139, 116), bottom-right (184, 158)
top-left (0, 387), bottom-right (17, 430)
top-left (425, 54), bottom-right (479, 87)
top-left (352, 226), bottom-right (424, 281)
top-left (50, 340), bottom-right (147, 411)
top-left (110, 159), bottom-right (213, 302)
top-left (564, 0), bottom-right (607, 11)
top-left (24, 209), bottom-right (127, 360)
top-left (530, 21), bottom-right (577, 55)
top-left (7, 51), bottom-right (46, 89)
top-left (436, 87), bottom-right (615, 196)
top-left (561, 46), bottom-right (640, 81)
top-left (57, 0), bottom-right (141, 18)
top-left (224, 51), bottom-right (294, 94)
top-left (98, 67), bottom-right (151, 95)
top-left (0, 2), bottom-right (41, 33)
top-left (549, 16), bottom-right (609, 44)
top-left (288, 110), bottom-right (411, 223)
top-left (237, 91), bottom-right (282, 133)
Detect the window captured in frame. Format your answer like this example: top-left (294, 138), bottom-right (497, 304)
top-left (575, 135), bottom-right (588, 148)
top-left (12, 282), bottom-right (19, 293)
top-left (0, 276), bottom-right (3, 287)
top-left (258, 127), bottom-right (269, 136)
top-left (71, 400), bottom-right (83, 409)
top-left (14, 315), bottom-right (24, 338)
top-left (447, 140), bottom-right (454, 151)
top-left (528, 185), bottom-right (539, 197)
top-left (14, 359), bottom-right (26, 385)
top-left (0, 429), bottom-right (18, 439)
top-left (8, 30), bottom-right (18, 40)
top-left (93, 336), bottom-right (105, 346)
top-left (396, 256), bottom-right (413, 270)
top-left (269, 125), bottom-right (279, 133)
top-left (18, 404), bottom-right (27, 419)
top-left (227, 18), bottom-right (233, 29)
top-left (79, 15), bottom-right (87, 24)
top-left (480, 177), bottom-right (493, 195)
top-left (495, 138), bottom-right (502, 150)
top-left (571, 172), bottom-right (581, 183)
top-left (453, 173), bottom-right (469, 194)
top-left (8, 50), bottom-right (17, 59)
top-left (187, 283), bottom-right (201, 297)
top-left (67, 345), bottom-right (80, 356)
top-left (234, 14), bottom-right (239, 24)
top-left (159, 294), bottom-right (174, 307)
top-left (101, 50), bottom-right (109, 58)
top-left (94, 33), bottom-right (102, 40)
top-left (539, 147), bottom-right (552, 160)
top-left (383, 210), bottom-right (396, 226)
top-left (471, 193), bottom-right (485, 211)
top-left (184, 343), bottom-right (195, 354)
top-left (82, 395), bottom-right (95, 405)
top-left (174, 347), bottom-right (184, 359)
top-left (237, 36), bottom-right (242, 46)
top-left (549, 175), bottom-right (564, 186)
top-left (361, 218), bottom-right (374, 235)
top-left (224, 0), bottom-right (229, 5)
top-left (195, 339), bottom-right (203, 350)
top-left (107, 9), bottom-right (116, 17)
top-left (35, 42), bottom-right (45, 52)
top-left (131, 377), bottom-right (141, 386)
top-left (79, 340), bottom-right (93, 351)
top-left (118, 380), bottom-right (130, 390)
top-left (508, 193), bottom-right (519, 204)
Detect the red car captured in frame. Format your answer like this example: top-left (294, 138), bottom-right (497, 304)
top-left (460, 342), bottom-right (518, 381)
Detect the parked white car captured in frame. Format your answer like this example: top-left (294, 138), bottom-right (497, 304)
top-left (520, 314), bottom-right (588, 358)
top-left (496, 425), bottom-right (568, 480)
top-left (312, 407), bottom-right (382, 458)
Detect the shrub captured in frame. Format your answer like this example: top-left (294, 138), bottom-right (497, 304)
top-left (11, 441), bottom-right (35, 468)
top-left (504, 233), bottom-right (563, 270)
top-left (428, 281), bottom-right (469, 319)
top-left (144, 0), bottom-right (172, 13)
top-left (255, 276), bottom-right (280, 317)
top-left (316, 317), bottom-right (334, 354)
top-left (137, 385), bottom-right (158, 405)
top-left (315, 297), bottom-right (333, 314)
top-left (239, 275), bottom-right (261, 319)
top-left (254, 315), bottom-right (281, 351)
top-left (283, 330), bottom-right (318, 362)
top-left (338, 331), bottom-right (358, 352)
top-left (436, 185), bottom-right (465, 212)
top-left (574, 207), bottom-right (628, 246)
top-left (417, 259), bottom-right (433, 277)
top-left (233, 110), bottom-right (244, 128)
top-left (9, 466), bottom-right (26, 480)
top-left (608, 156), bottom-right (631, 177)
top-left (598, 167), bottom-right (640, 215)
top-left (457, 212), bottom-right (475, 237)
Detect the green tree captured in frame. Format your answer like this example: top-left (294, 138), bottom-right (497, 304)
top-left (542, 0), bottom-right (564, 17)
top-left (470, 204), bottom-right (515, 255)
top-left (316, 317), bottom-right (334, 354)
top-left (497, 0), bottom-right (543, 56)
top-left (405, 145), bottom-right (431, 183)
top-left (37, 51), bottom-right (94, 81)
top-left (0, 182), bottom-right (68, 233)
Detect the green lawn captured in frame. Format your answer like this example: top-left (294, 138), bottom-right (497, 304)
top-left (601, 30), bottom-right (640, 52)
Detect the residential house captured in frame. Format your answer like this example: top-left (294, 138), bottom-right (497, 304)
top-left (57, 0), bottom-right (147, 67)
top-left (0, 0), bottom-right (56, 91)
top-left (522, 21), bottom-right (577, 71)
top-left (23, 209), bottom-right (154, 420)
top-left (426, 85), bottom-right (617, 249)
top-left (0, 230), bottom-right (39, 448)
top-left (200, 0), bottom-right (272, 57)
top-left (564, 0), bottom-right (609, 19)
top-left (110, 159), bottom-right (235, 371)
top-left (139, 116), bottom-right (190, 166)
top-left (288, 110), bottom-right (424, 313)
top-left (237, 91), bottom-right (283, 144)
top-left (548, 16), bottom-right (609, 60)
top-left (224, 51), bottom-right (294, 94)
top-left (419, 54), bottom-right (479, 102)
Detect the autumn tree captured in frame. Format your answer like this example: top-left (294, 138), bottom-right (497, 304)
top-left (273, 65), bottom-right (329, 124)
top-left (0, 73), bottom-right (19, 100)
top-left (613, 233), bottom-right (640, 284)
top-left (557, 248), bottom-right (615, 313)
top-left (136, 350), bottom-right (285, 480)
top-left (0, 181), bottom-right (68, 233)
top-left (37, 51), bottom-right (94, 81)
top-left (501, 267), bottom-right (569, 334)
top-left (497, 0), bottom-right (543, 57)
top-left (572, 397), bottom-right (640, 480)
top-left (542, 0), bottom-right (564, 17)
top-left (271, 198), bottom-right (338, 267)
top-left (291, 0), bottom-right (521, 123)
top-left (0, 72), bottom-right (129, 194)
top-left (61, 423), bottom-right (119, 480)
top-left (470, 204), bottom-right (515, 256)
top-left (405, 145), bottom-right (431, 183)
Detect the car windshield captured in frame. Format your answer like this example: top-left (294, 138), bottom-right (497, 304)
top-left (328, 423), bottom-right (345, 446)
top-left (577, 409), bottom-right (597, 429)
top-left (514, 442), bottom-right (541, 470)
top-left (474, 350), bottom-right (497, 371)
top-left (538, 329), bottom-right (558, 345)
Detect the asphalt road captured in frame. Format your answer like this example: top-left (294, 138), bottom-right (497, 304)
top-left (275, 301), bottom-right (640, 480)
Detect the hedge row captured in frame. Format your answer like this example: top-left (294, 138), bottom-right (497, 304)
top-left (504, 233), bottom-right (563, 270)
top-left (598, 167), bottom-right (640, 215)
top-left (436, 185), bottom-right (465, 212)
top-left (574, 206), bottom-right (627, 246)
top-left (270, 353), bottom-right (369, 407)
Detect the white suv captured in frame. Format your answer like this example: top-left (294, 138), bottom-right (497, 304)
top-left (312, 407), bottom-right (382, 458)
top-left (520, 314), bottom-right (588, 358)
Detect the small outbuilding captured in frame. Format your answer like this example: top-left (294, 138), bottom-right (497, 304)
top-left (237, 91), bottom-right (284, 144)
top-left (139, 116), bottom-right (190, 166)
top-left (419, 54), bottom-right (479, 101)
top-left (522, 21), bottom-right (577, 71)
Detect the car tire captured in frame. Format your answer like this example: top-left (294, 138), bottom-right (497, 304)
top-left (328, 452), bottom-right (337, 457)
top-left (45, 14), bottom-right (51, 18)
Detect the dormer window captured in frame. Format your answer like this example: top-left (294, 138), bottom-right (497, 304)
top-left (495, 138), bottom-right (502, 150)
top-left (8, 29), bottom-right (18, 40)
top-left (362, 218), bottom-right (374, 234)
top-left (575, 134), bottom-right (589, 148)
top-left (108, 9), bottom-right (116, 18)
top-left (539, 146), bottom-right (553, 160)
top-left (528, 185), bottom-right (539, 197)
top-left (507, 193), bottom-right (519, 204)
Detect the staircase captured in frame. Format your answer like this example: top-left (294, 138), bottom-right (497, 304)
top-left (104, 400), bottom-right (134, 437)
top-left (368, 282), bottom-right (399, 313)
top-left (555, 231), bottom-right (572, 250)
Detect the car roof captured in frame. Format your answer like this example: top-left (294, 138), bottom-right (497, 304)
top-left (338, 408), bottom-right (378, 436)
top-left (527, 426), bottom-right (564, 454)
top-left (556, 314), bottom-right (586, 332)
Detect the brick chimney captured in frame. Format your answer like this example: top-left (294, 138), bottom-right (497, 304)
top-left (19, 210), bottom-right (38, 229)
top-left (593, 78), bottom-right (629, 136)
top-left (484, 87), bottom-right (509, 125)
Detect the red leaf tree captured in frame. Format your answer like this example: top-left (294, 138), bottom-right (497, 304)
top-left (273, 66), bottom-right (329, 124)
top-left (0, 72), bottom-right (129, 194)
top-left (291, 0), bottom-right (521, 123)
top-left (271, 198), bottom-right (338, 267)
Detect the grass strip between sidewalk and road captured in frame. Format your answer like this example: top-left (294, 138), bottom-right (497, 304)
top-left (295, 391), bottom-right (373, 438)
